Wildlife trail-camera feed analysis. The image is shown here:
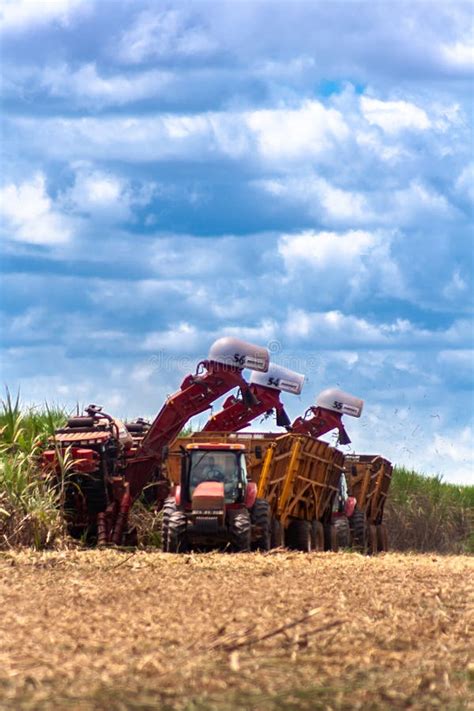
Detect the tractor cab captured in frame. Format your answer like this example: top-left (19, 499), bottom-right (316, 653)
top-left (181, 443), bottom-right (248, 507)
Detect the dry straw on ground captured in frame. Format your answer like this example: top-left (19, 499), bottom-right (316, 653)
top-left (0, 550), bottom-right (472, 710)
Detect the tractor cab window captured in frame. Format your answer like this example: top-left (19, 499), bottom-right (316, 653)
top-left (188, 450), bottom-right (247, 503)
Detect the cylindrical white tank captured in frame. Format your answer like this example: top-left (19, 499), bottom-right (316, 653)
top-left (315, 388), bottom-right (364, 418)
top-left (208, 337), bottom-right (270, 372)
top-left (250, 363), bottom-right (305, 395)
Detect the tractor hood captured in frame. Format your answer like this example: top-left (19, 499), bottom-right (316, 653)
top-left (192, 482), bottom-right (225, 511)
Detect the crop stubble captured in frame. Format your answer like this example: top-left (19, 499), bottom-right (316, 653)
top-left (0, 551), bottom-right (472, 710)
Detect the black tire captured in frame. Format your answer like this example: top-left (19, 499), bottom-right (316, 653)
top-left (286, 519), bottom-right (312, 552)
top-left (349, 507), bottom-right (367, 552)
top-left (324, 523), bottom-right (338, 551)
top-left (270, 518), bottom-right (284, 548)
top-left (334, 517), bottom-right (351, 549)
top-left (167, 510), bottom-right (188, 553)
top-left (161, 497), bottom-right (177, 552)
top-left (310, 520), bottom-right (325, 551)
top-left (228, 509), bottom-right (251, 552)
top-left (250, 498), bottom-right (271, 551)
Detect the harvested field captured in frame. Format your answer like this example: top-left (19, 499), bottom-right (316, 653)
top-left (0, 551), bottom-right (472, 711)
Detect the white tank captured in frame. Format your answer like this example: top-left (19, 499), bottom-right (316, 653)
top-left (208, 337), bottom-right (269, 372)
top-left (315, 388), bottom-right (364, 418)
top-left (250, 363), bottom-right (305, 395)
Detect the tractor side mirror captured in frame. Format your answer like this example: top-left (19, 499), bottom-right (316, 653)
top-left (255, 445), bottom-right (262, 459)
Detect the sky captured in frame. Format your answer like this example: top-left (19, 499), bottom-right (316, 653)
top-left (0, 0), bottom-right (473, 483)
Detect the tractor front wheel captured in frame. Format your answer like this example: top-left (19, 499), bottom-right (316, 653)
top-left (167, 510), bottom-right (188, 553)
top-left (161, 497), bottom-right (177, 552)
top-left (228, 509), bottom-right (251, 552)
top-left (251, 498), bottom-right (271, 551)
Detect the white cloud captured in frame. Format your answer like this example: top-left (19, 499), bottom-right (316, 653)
top-left (260, 176), bottom-right (370, 224)
top-left (60, 163), bottom-right (156, 222)
top-left (41, 63), bottom-right (173, 107)
top-left (0, 173), bottom-right (73, 246)
top-left (360, 96), bottom-right (431, 134)
top-left (432, 427), bottom-right (474, 469)
top-left (278, 229), bottom-right (406, 301)
top-left (0, 0), bottom-right (88, 32)
top-left (246, 101), bottom-right (349, 160)
top-left (442, 270), bottom-right (468, 300)
top-left (117, 9), bottom-right (216, 64)
top-left (441, 41), bottom-right (474, 71)
top-left (392, 181), bottom-right (453, 222)
top-left (142, 322), bottom-right (200, 353)
top-left (455, 163), bottom-right (474, 203)
top-left (282, 308), bottom-right (470, 350)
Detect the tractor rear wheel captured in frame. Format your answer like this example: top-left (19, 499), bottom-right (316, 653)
top-left (228, 509), bottom-right (251, 552)
top-left (161, 497), bottom-right (177, 552)
top-left (349, 507), bottom-right (367, 552)
top-left (286, 519), bottom-right (312, 552)
top-left (251, 498), bottom-right (271, 551)
top-left (310, 520), bottom-right (325, 551)
top-left (270, 518), bottom-right (284, 548)
top-left (334, 517), bottom-right (351, 549)
top-left (167, 510), bottom-right (188, 553)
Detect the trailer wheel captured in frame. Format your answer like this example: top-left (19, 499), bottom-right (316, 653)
top-left (376, 523), bottom-right (389, 552)
top-left (334, 517), bottom-right (351, 549)
top-left (286, 520), bottom-right (312, 552)
top-left (349, 507), bottom-right (367, 553)
top-left (250, 498), bottom-right (271, 551)
top-left (310, 521), bottom-right (325, 551)
top-left (161, 497), bottom-right (177, 552)
top-left (167, 510), bottom-right (188, 553)
top-left (324, 524), bottom-right (338, 551)
top-left (228, 509), bottom-right (251, 552)
top-left (270, 518), bottom-right (284, 548)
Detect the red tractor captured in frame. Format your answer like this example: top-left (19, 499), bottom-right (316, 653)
top-left (162, 442), bottom-right (271, 552)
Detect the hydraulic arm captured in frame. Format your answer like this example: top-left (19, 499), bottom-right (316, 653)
top-left (291, 388), bottom-right (364, 444)
top-left (203, 363), bottom-right (304, 433)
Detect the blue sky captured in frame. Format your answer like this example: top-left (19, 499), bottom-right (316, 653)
top-left (0, 0), bottom-right (473, 483)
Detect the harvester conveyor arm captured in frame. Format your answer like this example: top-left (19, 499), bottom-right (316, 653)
top-left (125, 363), bottom-right (256, 498)
top-left (202, 384), bottom-right (290, 433)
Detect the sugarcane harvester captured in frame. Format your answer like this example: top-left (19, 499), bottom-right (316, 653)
top-left (42, 337), bottom-right (270, 546)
